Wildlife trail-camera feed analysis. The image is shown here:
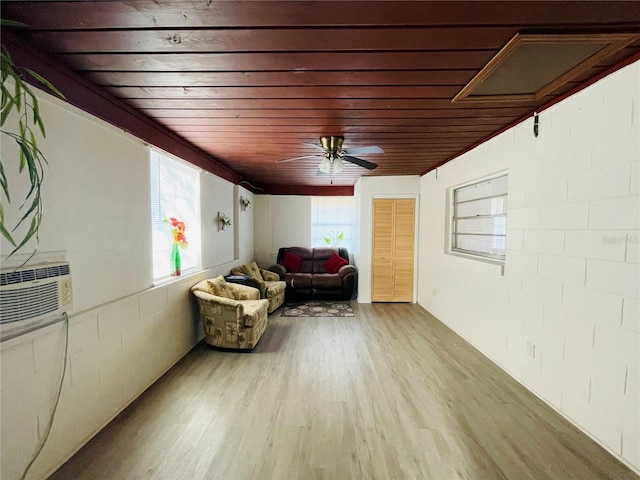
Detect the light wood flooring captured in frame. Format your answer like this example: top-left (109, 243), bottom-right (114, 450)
top-left (51, 303), bottom-right (637, 479)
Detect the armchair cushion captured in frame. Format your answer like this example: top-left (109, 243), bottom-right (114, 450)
top-left (228, 283), bottom-right (261, 300)
top-left (206, 275), bottom-right (235, 299)
top-left (323, 253), bottom-right (349, 274)
top-left (243, 261), bottom-right (263, 281)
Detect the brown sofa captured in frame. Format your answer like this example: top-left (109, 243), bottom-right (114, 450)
top-left (268, 247), bottom-right (356, 300)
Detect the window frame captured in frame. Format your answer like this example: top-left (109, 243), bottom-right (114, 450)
top-left (448, 172), bottom-right (508, 264)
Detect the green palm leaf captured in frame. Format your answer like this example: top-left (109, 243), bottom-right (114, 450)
top-left (0, 35), bottom-right (63, 258)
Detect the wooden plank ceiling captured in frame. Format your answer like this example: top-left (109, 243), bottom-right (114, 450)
top-left (3, 1), bottom-right (640, 194)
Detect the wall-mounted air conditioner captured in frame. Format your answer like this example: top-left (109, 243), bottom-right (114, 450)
top-left (0, 262), bottom-right (73, 324)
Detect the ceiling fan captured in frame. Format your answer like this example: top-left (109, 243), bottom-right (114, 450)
top-left (277, 136), bottom-right (383, 174)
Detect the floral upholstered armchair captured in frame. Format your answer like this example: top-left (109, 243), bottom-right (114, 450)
top-left (230, 261), bottom-right (286, 314)
top-left (191, 276), bottom-right (269, 350)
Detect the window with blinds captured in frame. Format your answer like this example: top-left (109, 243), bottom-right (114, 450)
top-left (311, 197), bottom-right (354, 252)
top-left (451, 174), bottom-right (508, 261)
top-left (150, 150), bottom-right (201, 280)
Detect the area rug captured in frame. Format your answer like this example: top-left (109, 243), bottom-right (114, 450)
top-left (281, 301), bottom-right (355, 317)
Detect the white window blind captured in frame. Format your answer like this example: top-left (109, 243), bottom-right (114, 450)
top-left (311, 197), bottom-right (354, 252)
top-left (150, 150), bottom-right (201, 280)
top-left (451, 174), bottom-right (508, 261)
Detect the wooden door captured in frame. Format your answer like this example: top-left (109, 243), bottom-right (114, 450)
top-left (372, 199), bottom-right (395, 302)
top-left (372, 198), bottom-right (415, 302)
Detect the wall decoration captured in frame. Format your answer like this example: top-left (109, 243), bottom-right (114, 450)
top-left (218, 212), bottom-right (231, 231)
top-left (240, 196), bottom-right (251, 212)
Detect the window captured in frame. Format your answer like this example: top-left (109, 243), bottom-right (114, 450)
top-left (150, 149), bottom-right (201, 280)
top-left (451, 174), bottom-right (508, 262)
top-left (311, 197), bottom-right (354, 252)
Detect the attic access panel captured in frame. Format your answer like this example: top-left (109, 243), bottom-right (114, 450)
top-left (452, 33), bottom-right (639, 103)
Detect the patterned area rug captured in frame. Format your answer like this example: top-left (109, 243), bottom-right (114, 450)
top-left (281, 301), bottom-right (355, 317)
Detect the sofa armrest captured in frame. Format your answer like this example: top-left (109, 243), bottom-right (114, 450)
top-left (260, 268), bottom-right (280, 281)
top-left (269, 264), bottom-right (286, 277)
top-left (228, 283), bottom-right (260, 300)
top-left (192, 290), bottom-right (239, 308)
top-left (338, 264), bottom-right (356, 277)
top-left (192, 290), bottom-right (245, 324)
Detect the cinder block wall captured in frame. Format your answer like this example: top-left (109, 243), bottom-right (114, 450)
top-left (418, 61), bottom-right (639, 471)
top-left (0, 85), bottom-right (254, 480)
top-left (1, 277), bottom-right (208, 480)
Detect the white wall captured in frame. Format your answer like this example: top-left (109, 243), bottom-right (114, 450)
top-left (1, 87), bottom-right (254, 479)
top-left (201, 172), bottom-right (235, 267)
top-left (253, 195), bottom-right (312, 267)
top-left (235, 185), bottom-right (255, 263)
top-left (1, 89), bottom-right (152, 312)
top-left (353, 176), bottom-right (421, 303)
top-left (418, 61), bottom-right (640, 472)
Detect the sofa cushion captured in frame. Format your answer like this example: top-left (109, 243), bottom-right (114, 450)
top-left (284, 272), bottom-right (312, 289)
top-left (281, 251), bottom-right (303, 272)
top-left (312, 273), bottom-right (343, 289)
top-left (206, 275), bottom-right (235, 299)
top-left (323, 253), bottom-right (348, 274)
top-left (286, 247), bottom-right (313, 260)
top-left (300, 260), bottom-right (315, 273)
top-left (313, 247), bottom-right (339, 260)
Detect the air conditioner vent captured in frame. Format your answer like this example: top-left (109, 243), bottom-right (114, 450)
top-left (2, 283), bottom-right (59, 323)
top-left (0, 263), bottom-right (71, 286)
top-left (21, 269), bottom-right (36, 282)
top-left (0, 262), bottom-right (73, 325)
top-left (452, 32), bottom-right (639, 103)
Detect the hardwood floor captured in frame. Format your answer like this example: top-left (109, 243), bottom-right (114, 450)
top-left (51, 303), bottom-right (637, 480)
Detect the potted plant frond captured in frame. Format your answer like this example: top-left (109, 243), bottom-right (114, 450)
top-left (1, 19), bottom-right (65, 260)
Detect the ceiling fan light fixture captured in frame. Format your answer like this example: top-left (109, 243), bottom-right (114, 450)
top-left (319, 157), bottom-right (331, 173)
top-left (333, 156), bottom-right (344, 173)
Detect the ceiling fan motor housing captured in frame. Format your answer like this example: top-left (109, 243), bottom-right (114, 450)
top-left (320, 136), bottom-right (345, 155)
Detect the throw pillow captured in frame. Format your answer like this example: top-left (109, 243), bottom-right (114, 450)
top-left (281, 251), bottom-right (303, 273)
top-left (207, 275), bottom-right (234, 299)
top-left (323, 253), bottom-right (348, 274)
top-left (234, 262), bottom-right (264, 282)
top-left (244, 261), bottom-right (263, 281)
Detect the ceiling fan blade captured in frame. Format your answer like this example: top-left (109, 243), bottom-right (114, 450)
top-left (343, 156), bottom-right (378, 170)
top-left (343, 145), bottom-right (384, 155)
top-left (276, 154), bottom-right (320, 164)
